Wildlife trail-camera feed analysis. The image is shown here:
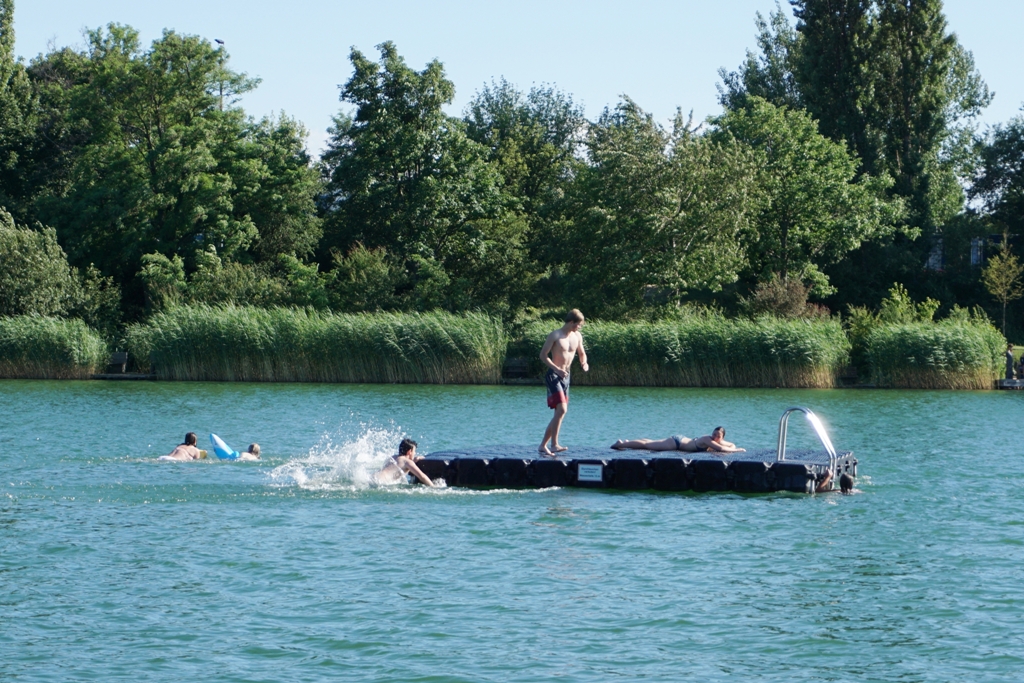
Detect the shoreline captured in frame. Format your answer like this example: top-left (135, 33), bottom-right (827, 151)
top-left (3, 375), bottom-right (1015, 391)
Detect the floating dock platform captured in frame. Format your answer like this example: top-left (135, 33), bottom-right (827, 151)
top-left (418, 446), bottom-right (856, 493)
top-left (419, 407), bottom-right (856, 494)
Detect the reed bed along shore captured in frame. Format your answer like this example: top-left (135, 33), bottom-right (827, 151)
top-left (518, 315), bottom-right (851, 388)
top-left (2, 306), bottom-right (1008, 390)
top-left (867, 321), bottom-right (1004, 390)
top-left (125, 305), bottom-right (508, 383)
top-left (0, 315), bottom-right (107, 379)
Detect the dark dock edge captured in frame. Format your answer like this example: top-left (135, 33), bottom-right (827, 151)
top-left (418, 448), bottom-right (857, 494)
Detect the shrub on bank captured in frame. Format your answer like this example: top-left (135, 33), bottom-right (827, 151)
top-left (125, 305), bottom-right (508, 383)
top-left (868, 320), bottom-right (1004, 389)
top-left (0, 316), bottom-right (107, 379)
top-left (517, 314), bottom-right (850, 388)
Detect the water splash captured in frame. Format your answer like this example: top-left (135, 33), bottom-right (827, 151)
top-left (265, 425), bottom-right (556, 496)
top-left (268, 426), bottom-right (403, 491)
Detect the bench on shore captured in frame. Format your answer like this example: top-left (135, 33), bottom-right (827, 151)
top-left (91, 351), bottom-right (155, 380)
top-left (107, 351), bottom-right (128, 374)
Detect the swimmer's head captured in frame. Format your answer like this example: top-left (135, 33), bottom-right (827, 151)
top-left (565, 309), bottom-right (585, 324)
top-left (840, 473), bottom-right (854, 494)
top-left (399, 438), bottom-right (417, 456)
top-left (184, 432), bottom-right (197, 446)
top-left (712, 426), bottom-right (725, 440)
top-left (248, 443), bottom-right (260, 457)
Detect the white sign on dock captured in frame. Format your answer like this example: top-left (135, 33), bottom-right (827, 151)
top-left (577, 464), bottom-right (603, 482)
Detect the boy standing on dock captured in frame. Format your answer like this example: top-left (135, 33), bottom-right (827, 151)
top-left (538, 309), bottom-right (589, 456)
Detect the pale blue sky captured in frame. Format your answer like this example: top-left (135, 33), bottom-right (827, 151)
top-left (13, 0), bottom-right (1024, 153)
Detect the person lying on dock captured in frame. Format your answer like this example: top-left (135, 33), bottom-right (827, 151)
top-left (610, 427), bottom-right (746, 454)
top-left (161, 432), bottom-right (205, 461)
top-left (373, 438), bottom-right (435, 487)
top-left (237, 443), bottom-right (261, 461)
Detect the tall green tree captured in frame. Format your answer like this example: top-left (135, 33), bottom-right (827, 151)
top-left (17, 47), bottom-right (88, 223)
top-left (35, 25), bottom-right (260, 282)
top-left (723, 0), bottom-right (989, 232)
top-left (321, 42), bottom-right (502, 259)
top-left (868, 0), bottom-right (990, 231)
top-left (791, 0), bottom-right (874, 166)
top-left (556, 99), bottom-right (757, 315)
top-left (972, 114), bottom-right (1024, 236)
top-left (722, 0), bottom-right (991, 309)
top-left (714, 98), bottom-right (901, 294)
top-left (718, 5), bottom-right (802, 112)
top-left (464, 78), bottom-right (584, 218)
top-left (320, 43), bottom-right (531, 314)
top-left (827, 0), bottom-right (991, 309)
top-left (24, 26), bottom-right (320, 316)
top-left (0, 0), bottom-right (39, 221)
top-left (227, 114), bottom-right (323, 261)
top-left (463, 79), bottom-right (584, 309)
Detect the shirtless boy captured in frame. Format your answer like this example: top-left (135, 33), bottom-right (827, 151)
top-left (538, 309), bottom-right (589, 456)
top-left (611, 427), bottom-right (746, 454)
top-left (374, 438), bottom-right (435, 487)
top-left (163, 432), bottom-right (204, 460)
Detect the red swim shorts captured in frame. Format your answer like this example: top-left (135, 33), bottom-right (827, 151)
top-left (545, 369), bottom-right (570, 408)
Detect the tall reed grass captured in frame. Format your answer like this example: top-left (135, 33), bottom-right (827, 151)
top-left (867, 321), bottom-right (1004, 389)
top-left (0, 315), bottom-right (107, 379)
top-left (125, 305), bottom-right (508, 383)
top-left (518, 314), bottom-right (850, 388)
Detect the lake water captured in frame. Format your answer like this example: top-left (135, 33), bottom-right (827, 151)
top-left (2, 380), bottom-right (1022, 682)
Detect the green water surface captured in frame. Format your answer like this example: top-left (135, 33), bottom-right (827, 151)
top-left (1, 380), bottom-right (1021, 682)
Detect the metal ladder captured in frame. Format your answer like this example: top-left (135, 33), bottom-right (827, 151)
top-left (776, 407), bottom-right (838, 484)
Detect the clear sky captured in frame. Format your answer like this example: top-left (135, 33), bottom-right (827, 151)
top-left (12, 0), bottom-right (1024, 154)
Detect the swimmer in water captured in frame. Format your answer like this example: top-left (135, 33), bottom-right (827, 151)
top-left (611, 427), bottom-right (746, 454)
top-left (811, 470), bottom-right (856, 493)
top-left (237, 443), bottom-right (261, 461)
top-left (162, 432), bottom-right (204, 460)
top-left (374, 438), bottom-right (435, 486)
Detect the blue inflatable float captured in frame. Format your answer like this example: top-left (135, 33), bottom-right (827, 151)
top-left (209, 433), bottom-right (240, 461)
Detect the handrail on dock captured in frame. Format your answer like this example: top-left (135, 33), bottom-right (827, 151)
top-left (777, 407), bottom-right (838, 478)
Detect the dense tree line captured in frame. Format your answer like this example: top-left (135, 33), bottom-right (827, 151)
top-left (1, 0), bottom-right (1023, 335)
top-left (717, 0), bottom-right (1017, 318)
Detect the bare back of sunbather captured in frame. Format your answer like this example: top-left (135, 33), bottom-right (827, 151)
top-left (611, 427), bottom-right (745, 454)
